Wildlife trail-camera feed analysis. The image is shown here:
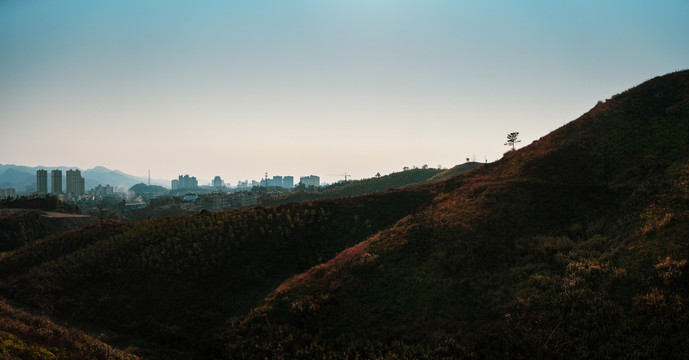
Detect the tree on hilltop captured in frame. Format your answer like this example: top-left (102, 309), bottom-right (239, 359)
top-left (505, 132), bottom-right (521, 151)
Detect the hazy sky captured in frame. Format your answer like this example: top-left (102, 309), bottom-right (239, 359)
top-left (1, 1), bottom-right (688, 186)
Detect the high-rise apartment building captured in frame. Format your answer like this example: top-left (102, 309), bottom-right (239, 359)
top-left (177, 175), bottom-right (198, 189)
top-left (36, 169), bottom-right (48, 194)
top-left (50, 169), bottom-right (62, 195)
top-left (283, 176), bottom-right (294, 188)
top-left (299, 175), bottom-right (320, 187)
top-left (268, 176), bottom-right (283, 188)
top-left (66, 169), bottom-right (85, 196)
top-left (212, 176), bottom-right (224, 188)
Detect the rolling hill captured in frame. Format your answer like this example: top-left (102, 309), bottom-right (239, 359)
top-left (219, 70), bottom-right (689, 358)
top-left (267, 167), bottom-right (449, 205)
top-left (0, 70), bottom-right (688, 359)
top-left (0, 189), bottom-right (438, 358)
top-left (0, 168), bottom-right (35, 189)
top-left (425, 161), bottom-right (483, 182)
top-left (0, 299), bottom-right (139, 360)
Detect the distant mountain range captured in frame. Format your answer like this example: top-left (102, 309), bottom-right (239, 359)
top-left (0, 164), bottom-right (169, 191)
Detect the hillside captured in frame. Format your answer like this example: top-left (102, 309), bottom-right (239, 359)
top-left (0, 189), bottom-right (437, 358)
top-left (268, 167), bottom-right (445, 205)
top-left (0, 70), bottom-right (688, 359)
top-left (82, 167), bottom-right (152, 189)
top-left (0, 299), bottom-right (139, 360)
top-left (318, 168), bottom-right (444, 195)
top-left (219, 70), bottom-right (689, 358)
top-left (129, 183), bottom-right (169, 196)
top-left (0, 196), bottom-right (87, 251)
top-left (0, 168), bottom-right (34, 189)
top-left (426, 161), bottom-right (483, 182)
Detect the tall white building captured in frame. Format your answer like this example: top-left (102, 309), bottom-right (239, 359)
top-left (50, 169), bottom-right (62, 195)
top-left (66, 169), bottom-right (85, 196)
top-left (299, 175), bottom-right (320, 187)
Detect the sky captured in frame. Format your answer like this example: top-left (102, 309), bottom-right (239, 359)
top-left (1, 0), bottom-right (688, 186)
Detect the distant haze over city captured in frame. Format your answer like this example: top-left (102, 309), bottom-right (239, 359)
top-left (1, 1), bottom-right (688, 185)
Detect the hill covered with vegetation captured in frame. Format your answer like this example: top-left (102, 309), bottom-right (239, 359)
top-left (217, 70), bottom-right (689, 358)
top-left (426, 161), bottom-right (483, 182)
top-left (268, 167), bottom-right (447, 205)
top-left (0, 299), bottom-right (139, 360)
top-left (0, 189), bottom-right (436, 358)
top-left (129, 183), bottom-right (168, 196)
top-left (0, 196), bottom-right (84, 252)
top-left (0, 70), bottom-right (688, 359)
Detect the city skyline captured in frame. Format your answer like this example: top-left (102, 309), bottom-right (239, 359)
top-left (2, 1), bottom-right (688, 185)
top-left (3, 162), bottom-right (331, 191)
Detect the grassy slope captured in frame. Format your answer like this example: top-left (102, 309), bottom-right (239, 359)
top-left (0, 188), bottom-right (437, 358)
top-left (268, 168), bottom-right (444, 205)
top-left (0, 299), bottom-right (139, 360)
top-left (219, 70), bottom-right (689, 358)
top-left (426, 161), bottom-right (483, 182)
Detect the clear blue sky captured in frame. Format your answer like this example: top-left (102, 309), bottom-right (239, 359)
top-left (1, 0), bottom-right (687, 185)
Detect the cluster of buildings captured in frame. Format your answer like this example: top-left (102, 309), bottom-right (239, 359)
top-left (171, 174), bottom-right (198, 190)
top-left (174, 174), bottom-right (320, 190)
top-left (29, 169), bottom-right (323, 199)
top-left (240, 174), bottom-right (318, 189)
top-left (91, 184), bottom-right (114, 197)
top-left (260, 175), bottom-right (294, 189)
top-left (236, 180), bottom-right (260, 189)
top-left (36, 169), bottom-right (85, 196)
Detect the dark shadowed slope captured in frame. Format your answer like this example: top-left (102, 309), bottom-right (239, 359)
top-left (220, 70), bottom-right (689, 359)
top-left (0, 188), bottom-right (438, 358)
top-left (0, 299), bottom-right (139, 360)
